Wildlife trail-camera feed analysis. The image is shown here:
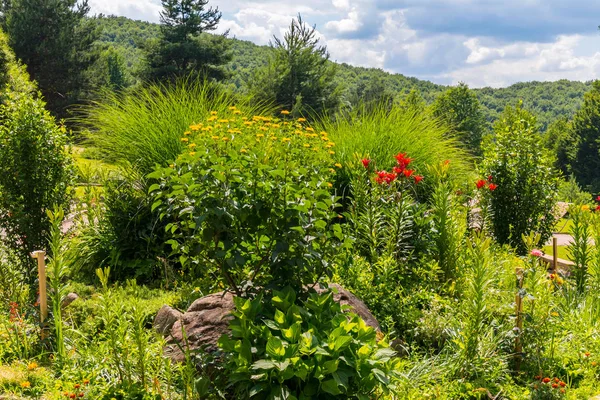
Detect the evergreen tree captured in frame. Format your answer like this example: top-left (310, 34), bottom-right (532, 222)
top-left (2, 0), bottom-right (98, 117)
top-left (432, 83), bottom-right (487, 155)
top-left (542, 117), bottom-right (578, 177)
top-left (248, 15), bottom-right (342, 118)
top-left (143, 0), bottom-right (231, 81)
top-left (570, 80), bottom-right (600, 191)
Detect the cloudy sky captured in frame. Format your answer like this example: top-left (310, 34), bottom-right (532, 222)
top-left (88, 0), bottom-right (600, 88)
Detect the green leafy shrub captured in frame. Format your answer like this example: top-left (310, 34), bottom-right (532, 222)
top-left (0, 67), bottom-right (73, 267)
top-left (218, 287), bottom-right (399, 399)
top-left (149, 110), bottom-right (342, 294)
top-left (479, 103), bottom-right (559, 254)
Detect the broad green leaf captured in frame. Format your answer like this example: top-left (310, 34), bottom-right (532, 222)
top-left (321, 379), bottom-right (342, 395)
top-left (266, 336), bottom-right (286, 358)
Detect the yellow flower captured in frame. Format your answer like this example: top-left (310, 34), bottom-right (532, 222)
top-left (256, 133), bottom-right (265, 138)
top-left (320, 131), bottom-right (327, 135)
top-left (335, 163), bottom-right (342, 168)
top-left (282, 138), bottom-right (291, 142)
top-left (271, 137), bottom-right (278, 141)
top-left (183, 131), bottom-right (191, 136)
top-left (327, 183), bottom-right (333, 188)
top-left (272, 124), bottom-right (281, 128)
top-left (233, 110), bottom-right (242, 115)
top-left (211, 135), bottom-right (219, 140)
top-left (219, 119), bottom-right (229, 123)
top-left (295, 130), bottom-right (303, 135)
top-left (303, 144), bottom-right (311, 148)
top-left (20, 381), bottom-right (31, 388)
top-left (327, 142), bottom-right (335, 147)
top-left (551, 312), bottom-right (559, 317)
top-left (240, 148), bottom-right (248, 153)
top-left (260, 126), bottom-right (268, 131)
top-left (27, 362), bottom-right (38, 371)
top-left (298, 118), bottom-right (307, 122)
top-left (169, 164), bottom-right (174, 168)
top-left (329, 151), bottom-right (335, 155)
top-left (188, 143), bottom-right (197, 148)
top-left (214, 124), bottom-right (222, 129)
top-left (280, 110), bottom-right (290, 115)
top-left (582, 205), bottom-right (590, 211)
top-left (244, 121), bottom-right (253, 126)
top-left (321, 137), bottom-right (329, 141)
top-left (305, 127), bottom-right (314, 132)
top-left (207, 116), bottom-right (217, 122)
top-left (180, 138), bottom-right (189, 142)
top-left (210, 111), bottom-right (218, 115)
top-left (228, 106), bottom-right (237, 111)
top-left (189, 151), bottom-right (196, 156)
top-left (190, 124), bottom-right (202, 131)
top-left (222, 137), bottom-right (230, 142)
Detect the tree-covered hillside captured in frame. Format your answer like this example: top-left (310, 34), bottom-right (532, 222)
top-left (93, 15), bottom-right (591, 130)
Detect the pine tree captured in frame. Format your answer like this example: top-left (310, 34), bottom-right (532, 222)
top-left (248, 15), bottom-right (342, 118)
top-left (571, 80), bottom-right (600, 191)
top-left (143, 0), bottom-right (231, 81)
top-left (2, 0), bottom-right (98, 118)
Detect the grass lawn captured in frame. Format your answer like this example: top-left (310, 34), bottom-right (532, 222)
top-left (553, 217), bottom-right (573, 234)
top-left (542, 244), bottom-right (571, 260)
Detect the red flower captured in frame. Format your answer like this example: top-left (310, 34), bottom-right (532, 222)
top-left (394, 152), bottom-right (407, 163)
top-left (542, 377), bottom-right (551, 383)
top-left (552, 383), bottom-right (558, 388)
top-left (553, 378), bottom-right (560, 383)
top-left (403, 169), bottom-right (414, 178)
top-left (74, 384), bottom-right (81, 389)
top-left (394, 152), bottom-right (412, 168)
top-left (443, 160), bottom-right (450, 165)
top-left (384, 172), bottom-right (397, 184)
top-left (534, 375), bottom-right (541, 380)
top-left (488, 183), bottom-right (498, 191)
top-left (393, 166), bottom-right (404, 174)
top-left (361, 159), bottom-right (371, 168)
top-left (596, 205), bottom-right (600, 212)
top-left (559, 381), bottom-right (566, 387)
top-left (476, 179), bottom-right (486, 189)
top-left (78, 394), bottom-right (84, 398)
top-left (487, 175), bottom-right (493, 182)
top-left (414, 175), bottom-right (423, 184)
top-left (70, 394), bottom-right (76, 399)
top-left (596, 195), bottom-right (600, 202)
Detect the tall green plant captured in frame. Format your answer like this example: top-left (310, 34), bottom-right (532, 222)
top-left (480, 102), bottom-right (559, 254)
top-left (81, 78), bottom-right (269, 175)
top-left (321, 104), bottom-right (469, 194)
top-left (47, 207), bottom-right (69, 368)
top-left (568, 205), bottom-right (593, 293)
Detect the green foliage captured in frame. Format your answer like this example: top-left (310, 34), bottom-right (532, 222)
top-left (432, 82), bottom-right (487, 155)
top-left (0, 54), bottom-right (73, 266)
top-left (480, 103), bottom-right (559, 254)
top-left (82, 78), bottom-right (263, 175)
top-left (149, 111), bottom-right (342, 294)
top-left (248, 15), bottom-right (342, 118)
top-left (567, 205), bottom-right (593, 294)
top-left (543, 117), bottom-right (578, 177)
top-left (218, 287), bottom-right (399, 399)
top-left (2, 0), bottom-right (99, 117)
top-left (143, 0), bottom-right (231, 81)
top-left (570, 80), bottom-right (600, 192)
top-left (322, 104), bottom-right (470, 192)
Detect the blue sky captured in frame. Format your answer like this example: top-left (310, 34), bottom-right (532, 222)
top-left (88, 0), bottom-right (600, 88)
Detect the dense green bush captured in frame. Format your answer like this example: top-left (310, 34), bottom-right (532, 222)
top-left (0, 31), bottom-right (73, 267)
top-left (218, 287), bottom-right (399, 399)
top-left (479, 103), bottom-right (559, 254)
top-left (150, 110), bottom-right (342, 294)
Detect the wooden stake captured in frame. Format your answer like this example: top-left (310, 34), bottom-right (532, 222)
top-left (552, 237), bottom-right (558, 272)
top-left (31, 251), bottom-right (47, 324)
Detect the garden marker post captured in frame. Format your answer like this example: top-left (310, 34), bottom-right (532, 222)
top-left (31, 250), bottom-right (48, 329)
top-left (552, 237), bottom-right (558, 272)
top-left (514, 267), bottom-right (524, 372)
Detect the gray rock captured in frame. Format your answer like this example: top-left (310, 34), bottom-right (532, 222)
top-left (61, 292), bottom-right (79, 308)
top-left (154, 305), bottom-right (183, 336)
top-left (163, 285), bottom-right (380, 363)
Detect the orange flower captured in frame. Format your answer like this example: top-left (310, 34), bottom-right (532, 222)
top-left (559, 381), bottom-right (566, 387)
top-left (542, 377), bottom-right (551, 383)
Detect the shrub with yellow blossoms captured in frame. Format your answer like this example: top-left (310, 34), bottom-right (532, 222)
top-left (149, 108), bottom-right (344, 295)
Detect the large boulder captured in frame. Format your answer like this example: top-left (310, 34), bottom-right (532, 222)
top-left (154, 305), bottom-right (183, 336)
top-left (161, 285), bottom-right (379, 362)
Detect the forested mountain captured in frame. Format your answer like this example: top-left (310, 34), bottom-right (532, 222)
top-left (93, 15), bottom-right (592, 130)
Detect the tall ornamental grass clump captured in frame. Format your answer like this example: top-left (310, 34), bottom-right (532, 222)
top-left (320, 105), bottom-right (470, 192)
top-left (479, 103), bottom-right (559, 254)
top-left (81, 78), bottom-right (271, 174)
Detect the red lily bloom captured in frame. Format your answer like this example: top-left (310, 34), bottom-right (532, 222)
top-left (384, 172), bottom-right (397, 184)
top-left (488, 183), bottom-right (498, 191)
top-left (414, 175), bottom-right (423, 184)
top-left (361, 159), bottom-right (371, 168)
top-left (476, 179), bottom-right (486, 189)
top-left (596, 195), bottom-right (600, 202)
top-left (394, 152), bottom-right (407, 163)
top-left (403, 169), bottom-right (414, 178)
top-left (393, 166), bottom-right (404, 174)
top-left (487, 175), bottom-right (493, 182)
top-left (596, 205), bottom-right (600, 212)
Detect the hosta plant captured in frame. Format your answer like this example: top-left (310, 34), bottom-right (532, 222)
top-left (218, 287), bottom-right (399, 399)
